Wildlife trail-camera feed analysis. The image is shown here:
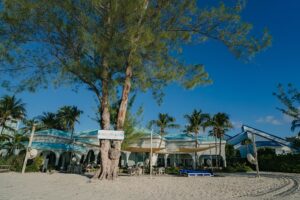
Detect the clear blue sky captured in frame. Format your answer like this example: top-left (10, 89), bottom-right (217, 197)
top-left (1, 0), bottom-right (299, 138)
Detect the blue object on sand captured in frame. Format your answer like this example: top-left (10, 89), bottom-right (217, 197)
top-left (179, 169), bottom-right (213, 177)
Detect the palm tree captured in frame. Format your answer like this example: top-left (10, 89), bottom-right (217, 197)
top-left (57, 106), bottom-right (83, 138)
top-left (149, 113), bottom-right (180, 148)
top-left (0, 95), bottom-right (26, 135)
top-left (209, 113), bottom-right (232, 168)
top-left (184, 109), bottom-right (210, 169)
top-left (39, 112), bottom-right (61, 130)
top-left (208, 127), bottom-right (219, 167)
top-left (1, 132), bottom-right (29, 156)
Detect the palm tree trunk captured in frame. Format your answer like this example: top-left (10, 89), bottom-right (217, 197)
top-left (195, 132), bottom-right (198, 169)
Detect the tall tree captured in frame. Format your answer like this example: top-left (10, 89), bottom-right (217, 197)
top-left (0, 95), bottom-right (26, 135)
top-left (184, 109), bottom-right (210, 168)
top-left (274, 84), bottom-right (300, 136)
top-left (57, 106), bottom-right (83, 138)
top-left (38, 112), bottom-right (61, 130)
top-left (149, 113), bottom-right (180, 148)
top-left (208, 127), bottom-right (219, 167)
top-left (0, 0), bottom-right (271, 179)
top-left (209, 112), bottom-right (232, 167)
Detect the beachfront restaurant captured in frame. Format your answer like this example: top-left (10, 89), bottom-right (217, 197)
top-left (11, 129), bottom-right (226, 171)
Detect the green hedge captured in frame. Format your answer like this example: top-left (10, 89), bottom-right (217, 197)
top-left (258, 150), bottom-right (300, 173)
top-left (0, 154), bottom-right (43, 172)
top-left (225, 148), bottom-right (300, 173)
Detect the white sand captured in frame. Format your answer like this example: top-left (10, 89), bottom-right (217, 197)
top-left (0, 172), bottom-right (299, 200)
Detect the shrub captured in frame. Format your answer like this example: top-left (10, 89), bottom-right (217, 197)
top-left (224, 162), bottom-right (253, 173)
top-left (165, 167), bottom-right (180, 175)
top-left (0, 154), bottom-right (43, 172)
top-left (258, 153), bottom-right (300, 173)
top-left (26, 156), bottom-right (44, 172)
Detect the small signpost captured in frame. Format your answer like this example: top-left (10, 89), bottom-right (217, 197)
top-left (97, 130), bottom-right (124, 140)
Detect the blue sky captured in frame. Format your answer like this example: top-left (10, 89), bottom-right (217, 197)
top-left (1, 0), bottom-right (300, 138)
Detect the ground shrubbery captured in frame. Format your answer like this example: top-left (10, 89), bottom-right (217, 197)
top-left (258, 148), bottom-right (300, 173)
top-left (165, 167), bottom-right (180, 175)
top-left (224, 163), bottom-right (253, 173)
top-left (225, 146), bottom-right (300, 173)
top-left (0, 154), bottom-right (43, 172)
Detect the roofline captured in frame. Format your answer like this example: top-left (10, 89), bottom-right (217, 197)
top-left (226, 131), bottom-right (245, 141)
top-left (242, 125), bottom-right (291, 147)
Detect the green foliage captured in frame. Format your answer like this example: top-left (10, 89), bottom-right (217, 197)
top-left (20, 105), bottom-right (83, 133)
top-left (0, 133), bottom-right (28, 156)
top-left (225, 144), bottom-right (236, 159)
top-left (227, 148), bottom-right (300, 173)
top-left (0, 95), bottom-right (26, 134)
top-left (224, 163), bottom-right (253, 173)
top-left (0, 154), bottom-right (24, 171)
top-left (149, 113), bottom-right (179, 147)
top-left (0, 154), bottom-right (43, 172)
top-left (165, 166), bottom-right (180, 175)
top-left (0, 0), bottom-right (271, 121)
top-left (274, 84), bottom-right (300, 136)
top-left (57, 106), bottom-right (83, 134)
top-left (258, 153), bottom-right (300, 173)
top-left (25, 156), bottom-right (43, 172)
top-left (184, 109), bottom-right (210, 135)
top-left (109, 94), bottom-right (145, 149)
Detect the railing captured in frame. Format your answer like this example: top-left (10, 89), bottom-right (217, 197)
top-left (0, 165), bottom-right (11, 172)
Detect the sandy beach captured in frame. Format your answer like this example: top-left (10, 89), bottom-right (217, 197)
top-left (0, 172), bottom-right (299, 200)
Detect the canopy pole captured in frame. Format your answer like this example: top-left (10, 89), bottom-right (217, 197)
top-left (150, 129), bottom-right (153, 179)
top-left (22, 125), bottom-right (36, 174)
top-left (251, 133), bottom-right (260, 178)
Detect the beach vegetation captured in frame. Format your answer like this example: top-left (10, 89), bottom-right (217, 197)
top-left (208, 113), bottom-right (233, 167)
top-left (274, 84), bottom-right (300, 136)
top-left (257, 148), bottom-right (300, 173)
top-left (0, 0), bottom-right (271, 180)
top-left (184, 109), bottom-right (210, 168)
top-left (0, 154), bottom-right (43, 172)
top-left (0, 95), bottom-right (26, 135)
top-left (149, 113), bottom-right (180, 148)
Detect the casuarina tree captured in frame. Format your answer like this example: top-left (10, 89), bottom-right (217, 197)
top-left (0, 0), bottom-right (271, 180)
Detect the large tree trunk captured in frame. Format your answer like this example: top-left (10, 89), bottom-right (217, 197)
top-left (95, 0), bottom-right (148, 179)
top-left (108, 64), bottom-right (132, 179)
top-left (93, 60), bottom-right (112, 180)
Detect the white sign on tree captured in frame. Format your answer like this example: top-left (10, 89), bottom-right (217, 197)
top-left (97, 130), bottom-right (124, 140)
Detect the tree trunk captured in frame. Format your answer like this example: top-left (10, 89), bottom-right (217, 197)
top-left (117, 64), bottom-right (132, 129)
top-left (215, 135), bottom-right (218, 168)
top-left (106, 64), bottom-right (132, 180)
top-left (158, 128), bottom-right (164, 148)
top-left (93, 60), bottom-right (112, 180)
top-left (194, 132), bottom-right (198, 169)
